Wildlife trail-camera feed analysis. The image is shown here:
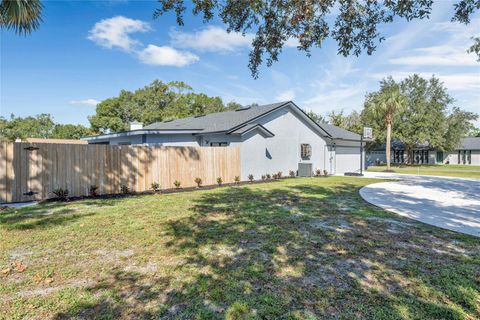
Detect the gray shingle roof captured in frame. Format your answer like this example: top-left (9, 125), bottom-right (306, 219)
top-left (143, 101), bottom-right (362, 141)
top-left (143, 102), bottom-right (287, 133)
top-left (459, 137), bottom-right (480, 150)
top-left (320, 123), bottom-right (361, 141)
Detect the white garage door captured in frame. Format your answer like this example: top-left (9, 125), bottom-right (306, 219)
top-left (335, 147), bottom-right (361, 174)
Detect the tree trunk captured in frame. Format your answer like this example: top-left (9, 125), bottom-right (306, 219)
top-left (386, 122), bottom-right (392, 170)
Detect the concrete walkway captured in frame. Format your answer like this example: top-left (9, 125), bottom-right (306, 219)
top-left (359, 172), bottom-right (480, 237)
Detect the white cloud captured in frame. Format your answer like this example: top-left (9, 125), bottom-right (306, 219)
top-left (137, 45), bottom-right (199, 67)
top-left (170, 26), bottom-right (253, 52)
top-left (88, 16), bottom-right (199, 67)
top-left (69, 99), bottom-right (100, 106)
top-left (303, 85), bottom-right (367, 111)
top-left (389, 45), bottom-right (478, 67)
top-left (170, 26), bottom-right (299, 52)
top-left (386, 17), bottom-right (480, 67)
top-left (275, 89), bottom-right (295, 101)
top-left (88, 16), bottom-right (151, 52)
top-left (284, 37), bottom-right (300, 48)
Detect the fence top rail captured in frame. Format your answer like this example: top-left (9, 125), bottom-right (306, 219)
top-left (10, 142), bottom-right (239, 150)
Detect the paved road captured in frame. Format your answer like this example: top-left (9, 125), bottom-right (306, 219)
top-left (359, 172), bottom-right (480, 237)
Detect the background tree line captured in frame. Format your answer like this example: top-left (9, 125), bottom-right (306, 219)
top-left (1, 75), bottom-right (478, 149)
top-left (0, 80), bottom-right (241, 141)
top-left (307, 74), bottom-right (479, 161)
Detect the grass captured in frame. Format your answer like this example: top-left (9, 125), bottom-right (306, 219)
top-left (1, 177), bottom-right (479, 319)
top-left (367, 164), bottom-right (480, 179)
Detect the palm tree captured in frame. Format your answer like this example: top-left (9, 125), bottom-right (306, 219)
top-left (367, 78), bottom-right (407, 171)
top-left (0, 0), bottom-right (43, 35)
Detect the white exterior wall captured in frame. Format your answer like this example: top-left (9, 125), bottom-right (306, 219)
top-left (203, 107), bottom-right (332, 180)
top-left (428, 151), bottom-right (436, 164)
top-left (472, 151), bottom-right (480, 165)
top-left (106, 135), bottom-right (144, 145)
top-left (233, 107), bottom-right (328, 180)
top-left (333, 144), bottom-right (365, 174)
top-left (444, 151), bottom-right (480, 165)
top-left (146, 134), bottom-right (198, 146)
top-left (91, 134), bottom-right (199, 146)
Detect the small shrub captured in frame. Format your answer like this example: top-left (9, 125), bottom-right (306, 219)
top-left (194, 177), bottom-right (203, 187)
top-left (174, 180), bottom-right (181, 188)
top-left (266, 173), bottom-right (271, 180)
top-left (53, 188), bottom-right (69, 201)
top-left (234, 176), bottom-right (240, 184)
top-left (272, 173), bottom-right (278, 180)
top-left (217, 177), bottom-right (223, 186)
top-left (323, 169), bottom-right (328, 176)
top-left (315, 169), bottom-right (322, 177)
top-left (277, 171), bottom-right (283, 179)
top-left (89, 185), bottom-right (98, 197)
top-left (120, 185), bottom-right (130, 194)
top-left (289, 170), bottom-right (296, 178)
top-left (248, 174), bottom-right (254, 182)
top-left (151, 182), bottom-right (160, 192)
top-left (261, 175), bottom-right (266, 181)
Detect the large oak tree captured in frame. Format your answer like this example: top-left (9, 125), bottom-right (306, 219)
top-left (155, 0), bottom-right (480, 77)
top-left (88, 80), bottom-right (239, 133)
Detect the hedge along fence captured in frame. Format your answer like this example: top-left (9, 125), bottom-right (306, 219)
top-left (0, 142), bottom-right (241, 203)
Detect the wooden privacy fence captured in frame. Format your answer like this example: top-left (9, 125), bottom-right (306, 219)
top-left (0, 142), bottom-right (241, 203)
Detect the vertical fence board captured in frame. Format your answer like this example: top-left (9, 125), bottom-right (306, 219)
top-left (0, 143), bottom-right (240, 203)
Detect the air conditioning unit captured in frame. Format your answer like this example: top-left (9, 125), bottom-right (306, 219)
top-left (298, 163), bottom-right (313, 177)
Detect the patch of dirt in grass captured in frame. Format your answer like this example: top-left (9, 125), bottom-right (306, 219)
top-left (8, 246), bottom-right (33, 262)
top-left (307, 218), bottom-right (353, 233)
top-left (93, 248), bottom-right (135, 262)
top-left (123, 262), bottom-right (158, 275)
top-left (365, 216), bottom-right (414, 227)
top-left (1, 279), bottom-right (96, 302)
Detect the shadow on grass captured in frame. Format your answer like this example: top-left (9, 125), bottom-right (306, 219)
top-left (52, 182), bottom-right (479, 319)
top-left (0, 199), bottom-right (116, 230)
top-left (54, 271), bottom-right (172, 320)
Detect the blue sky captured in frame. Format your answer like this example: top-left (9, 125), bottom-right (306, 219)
top-left (1, 0), bottom-right (479, 127)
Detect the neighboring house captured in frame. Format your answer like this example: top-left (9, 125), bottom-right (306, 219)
top-left (366, 137), bottom-right (480, 166)
top-left (82, 101), bottom-right (365, 179)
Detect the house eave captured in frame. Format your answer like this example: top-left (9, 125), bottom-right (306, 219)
top-left (82, 129), bottom-right (203, 141)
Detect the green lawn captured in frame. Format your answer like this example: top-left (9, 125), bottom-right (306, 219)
top-left (367, 164), bottom-right (480, 179)
top-left (1, 177), bottom-right (479, 319)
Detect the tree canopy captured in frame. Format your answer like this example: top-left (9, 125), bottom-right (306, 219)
top-left (306, 74), bottom-right (478, 154)
top-left (155, 0), bottom-right (480, 77)
top-left (88, 80), bottom-right (239, 133)
top-left (362, 74), bottom-right (477, 155)
top-left (0, 114), bottom-right (92, 142)
top-left (0, 0), bottom-right (43, 35)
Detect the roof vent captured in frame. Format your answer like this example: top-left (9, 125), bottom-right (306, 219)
top-left (235, 106), bottom-right (251, 111)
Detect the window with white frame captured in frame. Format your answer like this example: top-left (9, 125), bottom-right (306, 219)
top-left (300, 144), bottom-right (312, 160)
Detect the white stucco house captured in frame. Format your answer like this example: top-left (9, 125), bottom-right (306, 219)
top-left (82, 101), bottom-right (365, 179)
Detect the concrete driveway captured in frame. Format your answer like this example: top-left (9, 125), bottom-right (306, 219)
top-left (359, 172), bottom-right (480, 237)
